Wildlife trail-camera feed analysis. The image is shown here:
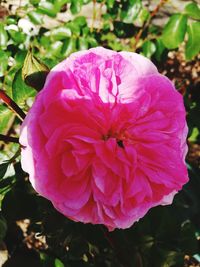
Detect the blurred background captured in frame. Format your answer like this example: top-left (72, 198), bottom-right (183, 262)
top-left (0, 0), bottom-right (200, 266)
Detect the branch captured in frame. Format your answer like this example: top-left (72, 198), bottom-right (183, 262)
top-left (0, 134), bottom-right (19, 143)
top-left (0, 89), bottom-right (26, 121)
top-left (133, 0), bottom-right (169, 50)
top-left (90, 0), bottom-right (97, 32)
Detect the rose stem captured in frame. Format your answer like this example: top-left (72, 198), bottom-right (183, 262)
top-left (0, 134), bottom-right (19, 143)
top-left (0, 89), bottom-right (26, 121)
top-left (90, 0), bottom-right (97, 32)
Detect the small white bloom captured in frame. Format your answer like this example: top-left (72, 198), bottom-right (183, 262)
top-left (18, 18), bottom-right (38, 36)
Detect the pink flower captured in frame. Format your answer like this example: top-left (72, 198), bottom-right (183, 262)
top-left (20, 47), bottom-right (188, 230)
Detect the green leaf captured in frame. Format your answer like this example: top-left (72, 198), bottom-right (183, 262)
top-left (70, 0), bottom-right (83, 14)
top-left (30, 0), bottom-right (40, 5)
top-left (12, 69), bottom-right (36, 107)
top-left (22, 50), bottom-right (49, 91)
top-left (0, 50), bottom-right (9, 77)
top-left (142, 40), bottom-right (156, 58)
top-left (82, 25), bottom-right (90, 36)
top-left (62, 38), bottom-right (76, 57)
top-left (54, 258), bottom-right (65, 267)
top-left (15, 50), bottom-right (27, 65)
top-left (120, 0), bottom-right (142, 24)
top-left (185, 21), bottom-right (200, 60)
top-left (161, 14), bottom-right (187, 49)
top-left (0, 24), bottom-right (8, 49)
top-left (73, 16), bottom-right (87, 27)
top-left (78, 37), bottom-right (88, 50)
top-left (55, 0), bottom-right (70, 10)
top-left (184, 2), bottom-right (200, 20)
top-left (40, 35), bottom-right (50, 48)
top-left (51, 27), bottom-right (72, 41)
top-left (0, 106), bottom-right (15, 135)
top-left (87, 36), bottom-right (98, 47)
top-left (6, 16), bottom-right (17, 25)
top-left (8, 29), bottom-right (26, 44)
top-left (38, 2), bottom-right (58, 17)
top-left (154, 38), bottom-right (166, 61)
top-left (106, 0), bottom-right (115, 9)
top-left (188, 127), bottom-right (199, 142)
top-left (49, 41), bottom-right (63, 57)
top-left (0, 163), bottom-right (9, 180)
top-left (137, 7), bottom-right (150, 25)
top-left (28, 10), bottom-right (43, 25)
top-left (68, 22), bottom-right (80, 36)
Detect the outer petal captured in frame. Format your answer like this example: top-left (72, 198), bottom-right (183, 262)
top-left (119, 51), bottom-right (158, 76)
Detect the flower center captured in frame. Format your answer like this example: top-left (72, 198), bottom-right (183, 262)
top-left (102, 129), bottom-right (128, 148)
top-left (116, 139), bottom-right (124, 148)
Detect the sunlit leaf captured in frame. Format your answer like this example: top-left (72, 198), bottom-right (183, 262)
top-left (28, 10), bottom-right (43, 25)
top-left (62, 38), bottom-right (76, 57)
top-left (8, 29), bottom-right (26, 44)
top-left (0, 50), bottom-right (9, 77)
top-left (51, 27), bottom-right (72, 41)
top-left (142, 40), bottom-right (156, 58)
top-left (54, 258), bottom-right (64, 267)
top-left (0, 24), bottom-right (8, 49)
top-left (70, 0), bottom-right (83, 14)
top-left (154, 38), bottom-right (166, 61)
top-left (185, 21), bottom-right (200, 60)
top-left (184, 2), bottom-right (200, 20)
top-left (78, 37), bottom-right (88, 50)
top-left (38, 2), bottom-right (58, 17)
top-left (106, 0), bottom-right (115, 9)
top-left (30, 0), bottom-right (40, 5)
top-left (161, 14), bottom-right (187, 49)
top-left (120, 0), bottom-right (142, 24)
top-left (22, 50), bottom-right (49, 91)
top-left (12, 69), bottom-right (36, 107)
top-left (0, 106), bottom-right (15, 135)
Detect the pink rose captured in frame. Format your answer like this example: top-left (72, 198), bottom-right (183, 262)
top-left (20, 47), bottom-right (188, 230)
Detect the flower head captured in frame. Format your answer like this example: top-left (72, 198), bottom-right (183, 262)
top-left (20, 47), bottom-right (188, 230)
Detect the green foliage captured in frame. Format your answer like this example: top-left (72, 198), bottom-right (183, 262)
top-left (22, 50), bottom-right (49, 91)
top-left (161, 14), bottom-right (188, 49)
top-left (0, 25), bottom-right (8, 49)
top-left (28, 11), bottom-right (43, 25)
top-left (0, 0), bottom-right (200, 266)
top-left (12, 69), bottom-right (36, 107)
top-left (70, 0), bottom-right (83, 14)
top-left (184, 2), bottom-right (200, 20)
top-left (38, 2), bottom-right (59, 17)
top-left (142, 40), bottom-right (156, 58)
top-left (0, 106), bottom-right (15, 134)
top-left (120, 0), bottom-right (142, 24)
top-left (185, 21), bottom-right (200, 60)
